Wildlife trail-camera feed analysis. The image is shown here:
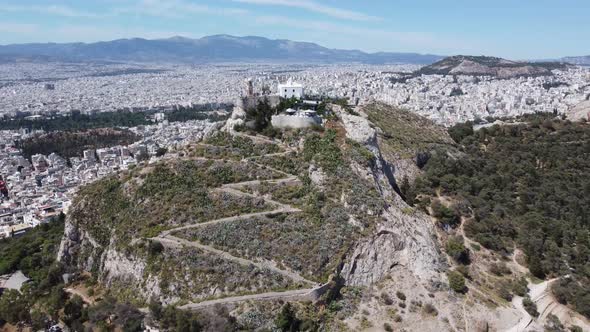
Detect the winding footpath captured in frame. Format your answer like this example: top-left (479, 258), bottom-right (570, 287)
top-left (149, 135), bottom-right (325, 309)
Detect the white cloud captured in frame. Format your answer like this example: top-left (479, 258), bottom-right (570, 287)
top-left (0, 22), bottom-right (38, 35)
top-left (255, 15), bottom-right (426, 45)
top-left (0, 24), bottom-right (191, 44)
top-left (252, 15), bottom-right (473, 54)
top-left (1, 1), bottom-right (248, 20)
top-left (1, 4), bottom-right (104, 18)
top-left (234, 0), bottom-right (381, 21)
top-left (115, 0), bottom-right (249, 18)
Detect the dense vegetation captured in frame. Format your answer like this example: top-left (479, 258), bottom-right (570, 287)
top-left (165, 104), bottom-right (231, 123)
top-left (364, 103), bottom-right (453, 158)
top-left (177, 212), bottom-right (358, 282)
top-left (189, 132), bottom-right (282, 160)
top-left (18, 128), bottom-right (140, 159)
top-left (0, 215), bottom-right (64, 283)
top-left (411, 116), bottom-right (590, 317)
top-left (0, 216), bottom-right (66, 327)
top-left (0, 105), bottom-right (230, 132)
top-left (70, 159), bottom-right (279, 249)
top-left (141, 245), bottom-right (298, 303)
top-left (0, 111), bottom-right (150, 131)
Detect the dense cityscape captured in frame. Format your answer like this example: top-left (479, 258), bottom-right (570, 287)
top-left (2, 62), bottom-right (589, 125)
top-left (1, 60), bottom-right (589, 239)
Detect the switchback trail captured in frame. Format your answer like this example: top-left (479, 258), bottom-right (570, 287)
top-left (149, 132), bottom-right (325, 309)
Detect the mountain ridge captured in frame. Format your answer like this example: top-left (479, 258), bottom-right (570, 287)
top-left (0, 35), bottom-right (443, 64)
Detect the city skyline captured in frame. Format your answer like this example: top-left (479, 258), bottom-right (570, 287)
top-left (0, 0), bottom-right (588, 60)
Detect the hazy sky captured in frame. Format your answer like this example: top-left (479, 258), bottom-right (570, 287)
top-left (0, 0), bottom-right (587, 59)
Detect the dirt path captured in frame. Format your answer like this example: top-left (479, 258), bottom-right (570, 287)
top-left (245, 151), bottom-right (294, 160)
top-left (148, 133), bottom-right (330, 308)
top-left (233, 132), bottom-right (278, 145)
top-left (221, 176), bottom-right (300, 189)
top-left (157, 205), bottom-right (300, 238)
top-left (505, 278), bottom-right (560, 332)
top-left (65, 287), bottom-right (95, 305)
top-left (153, 235), bottom-right (315, 285)
top-left (215, 185), bottom-right (298, 209)
top-left (179, 288), bottom-right (318, 310)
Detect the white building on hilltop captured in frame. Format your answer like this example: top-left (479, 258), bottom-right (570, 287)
top-left (278, 80), bottom-right (304, 99)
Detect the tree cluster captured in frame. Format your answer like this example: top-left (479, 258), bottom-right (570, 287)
top-left (412, 116), bottom-right (590, 317)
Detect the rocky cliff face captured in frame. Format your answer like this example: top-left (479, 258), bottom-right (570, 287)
top-left (58, 197), bottom-right (162, 303)
top-left (336, 108), bottom-right (444, 287)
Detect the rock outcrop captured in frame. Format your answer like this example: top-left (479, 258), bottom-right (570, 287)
top-left (58, 200), bottom-right (162, 302)
top-left (336, 106), bottom-right (443, 286)
top-left (567, 100), bottom-right (590, 122)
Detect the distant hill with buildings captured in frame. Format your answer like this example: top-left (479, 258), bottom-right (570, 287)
top-left (0, 35), bottom-right (443, 65)
top-left (561, 55), bottom-right (590, 66)
top-left (417, 55), bottom-right (570, 78)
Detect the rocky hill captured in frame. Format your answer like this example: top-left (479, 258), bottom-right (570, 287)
top-left (417, 55), bottom-right (569, 78)
top-left (52, 103), bottom-right (590, 331)
top-left (562, 55), bottom-right (590, 66)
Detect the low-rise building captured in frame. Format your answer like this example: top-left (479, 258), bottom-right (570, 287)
top-left (278, 80), bottom-right (304, 99)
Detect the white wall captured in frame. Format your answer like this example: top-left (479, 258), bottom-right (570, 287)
top-left (271, 115), bottom-right (320, 129)
top-left (278, 85), bottom-right (304, 99)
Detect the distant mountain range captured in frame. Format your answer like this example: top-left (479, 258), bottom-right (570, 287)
top-left (0, 35), bottom-right (443, 65)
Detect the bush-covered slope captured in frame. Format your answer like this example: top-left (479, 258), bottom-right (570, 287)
top-left (365, 103), bottom-right (454, 159)
top-left (416, 55), bottom-right (569, 78)
top-left (69, 159), bottom-right (280, 249)
top-left (411, 116), bottom-right (590, 317)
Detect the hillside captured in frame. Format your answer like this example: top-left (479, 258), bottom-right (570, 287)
top-left (411, 115), bottom-right (590, 326)
top-left (0, 35), bottom-right (443, 65)
top-left (55, 103), bottom-right (453, 330)
top-left (3, 103), bottom-right (589, 331)
top-left (417, 55), bottom-right (569, 78)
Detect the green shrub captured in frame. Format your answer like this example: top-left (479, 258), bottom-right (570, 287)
top-left (381, 292), bottom-right (394, 305)
top-left (303, 129), bottom-right (343, 173)
top-left (431, 200), bottom-right (461, 228)
top-left (395, 291), bottom-right (406, 301)
top-left (422, 303), bottom-right (438, 316)
top-left (275, 303), bottom-right (300, 332)
top-left (448, 122), bottom-right (474, 143)
top-left (447, 270), bottom-right (467, 293)
top-left (523, 296), bottom-right (538, 317)
top-left (445, 236), bottom-right (470, 264)
top-left (489, 262), bottom-right (511, 276)
top-left (455, 265), bottom-right (471, 279)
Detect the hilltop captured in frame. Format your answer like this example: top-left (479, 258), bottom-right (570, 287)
top-left (417, 55), bottom-right (570, 78)
top-left (3, 103), bottom-right (589, 331)
top-left (0, 35), bottom-right (443, 65)
top-left (562, 55), bottom-right (590, 66)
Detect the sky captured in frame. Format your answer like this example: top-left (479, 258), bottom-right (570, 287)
top-left (0, 0), bottom-right (588, 59)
